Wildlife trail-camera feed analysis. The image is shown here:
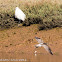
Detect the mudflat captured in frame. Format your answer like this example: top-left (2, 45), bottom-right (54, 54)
top-left (0, 25), bottom-right (62, 55)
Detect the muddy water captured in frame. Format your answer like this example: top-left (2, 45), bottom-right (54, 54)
top-left (0, 53), bottom-right (62, 62)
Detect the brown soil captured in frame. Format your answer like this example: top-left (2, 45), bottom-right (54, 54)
top-left (0, 24), bottom-right (62, 55)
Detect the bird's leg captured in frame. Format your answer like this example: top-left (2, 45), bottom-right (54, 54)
top-left (18, 20), bottom-right (21, 24)
top-left (18, 20), bottom-right (22, 26)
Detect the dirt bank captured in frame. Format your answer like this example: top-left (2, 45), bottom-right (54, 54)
top-left (0, 25), bottom-right (62, 55)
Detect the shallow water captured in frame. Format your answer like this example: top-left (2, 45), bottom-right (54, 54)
top-left (0, 53), bottom-right (62, 62)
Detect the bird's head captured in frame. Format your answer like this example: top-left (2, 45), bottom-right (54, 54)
top-left (15, 7), bottom-right (19, 10)
top-left (35, 36), bottom-right (40, 39)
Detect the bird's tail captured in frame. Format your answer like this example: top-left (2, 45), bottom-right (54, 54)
top-left (49, 48), bottom-right (53, 55)
top-left (50, 51), bottom-right (53, 55)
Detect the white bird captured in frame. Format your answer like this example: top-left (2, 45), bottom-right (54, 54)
top-left (15, 7), bottom-right (26, 24)
top-left (35, 37), bottom-right (53, 55)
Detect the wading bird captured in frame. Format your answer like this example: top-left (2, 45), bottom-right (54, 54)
top-left (35, 37), bottom-right (53, 55)
top-left (15, 7), bottom-right (26, 24)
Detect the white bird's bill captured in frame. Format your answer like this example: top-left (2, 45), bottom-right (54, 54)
top-left (34, 51), bottom-right (37, 56)
top-left (15, 7), bottom-right (26, 22)
top-left (35, 37), bottom-right (44, 43)
top-left (35, 54), bottom-right (37, 56)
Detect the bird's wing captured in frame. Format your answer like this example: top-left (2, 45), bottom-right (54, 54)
top-left (35, 44), bottom-right (42, 48)
top-left (42, 44), bottom-right (53, 55)
top-left (35, 37), bottom-right (43, 43)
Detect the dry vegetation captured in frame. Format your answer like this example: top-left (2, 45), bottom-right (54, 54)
top-left (0, 0), bottom-right (62, 13)
top-left (0, 0), bottom-right (62, 30)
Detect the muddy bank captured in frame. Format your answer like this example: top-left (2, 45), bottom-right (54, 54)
top-left (0, 25), bottom-right (62, 55)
